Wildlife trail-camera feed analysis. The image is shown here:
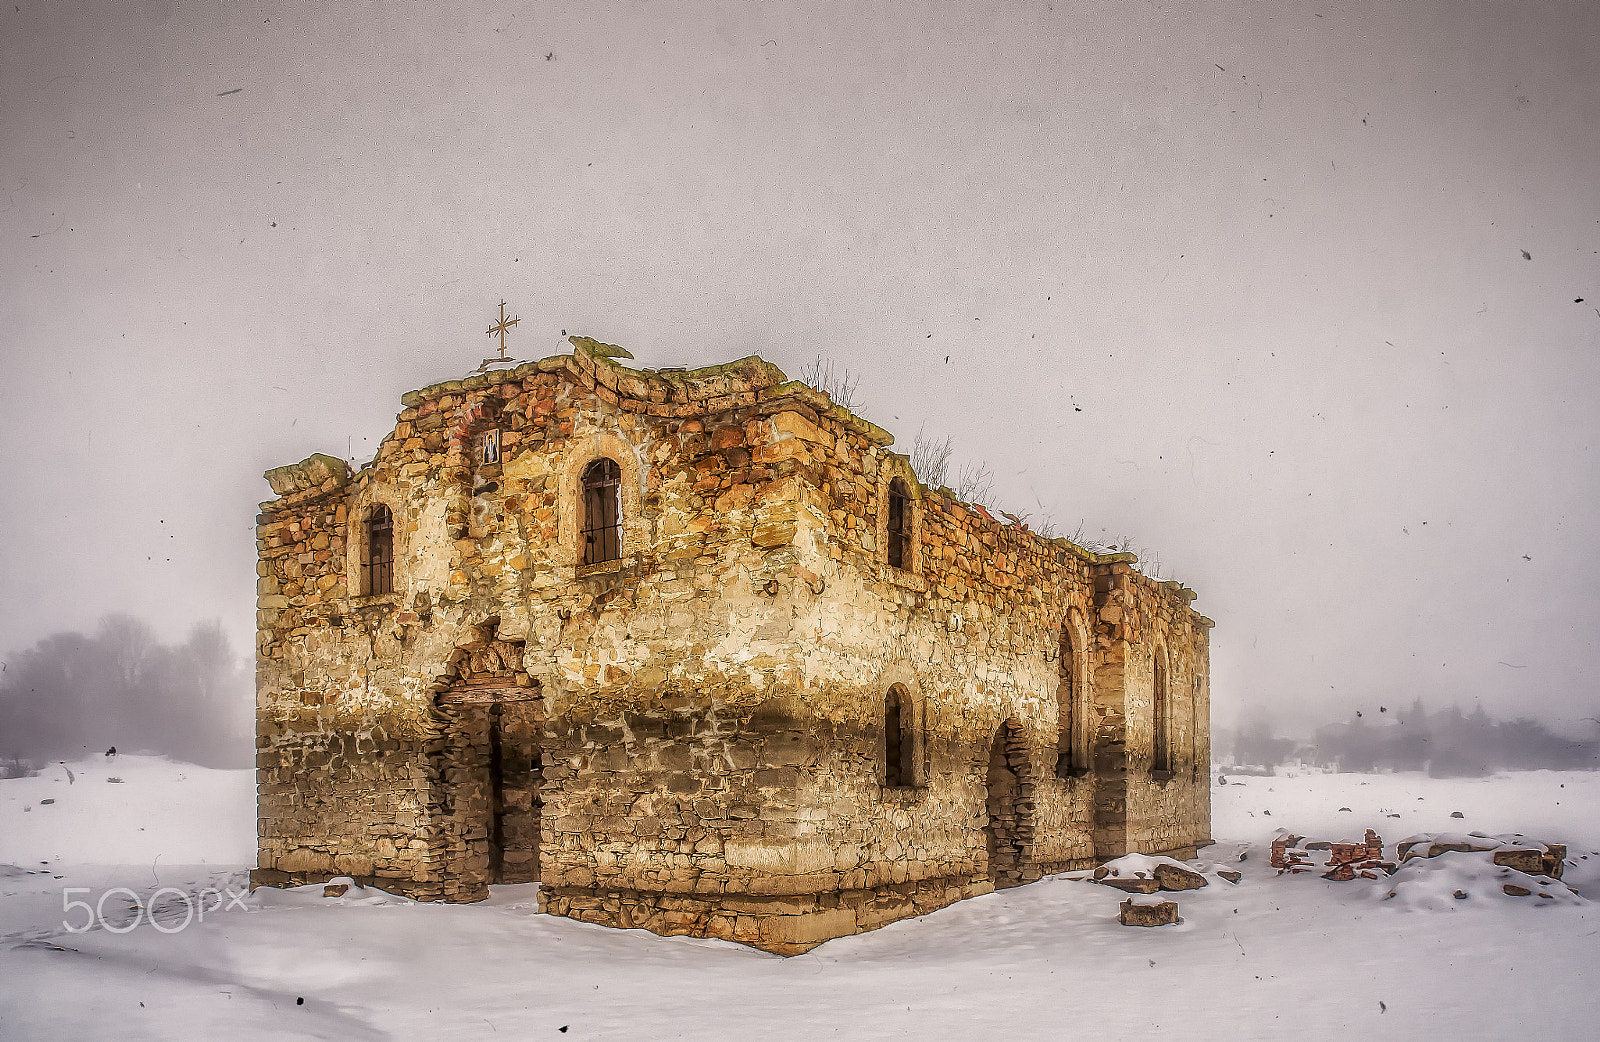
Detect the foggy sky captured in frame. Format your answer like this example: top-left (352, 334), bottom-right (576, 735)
top-left (2, 0), bottom-right (1597, 737)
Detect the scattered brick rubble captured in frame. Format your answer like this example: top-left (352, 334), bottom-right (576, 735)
top-left (1270, 829), bottom-right (1394, 879)
top-left (1268, 827), bottom-right (1575, 902)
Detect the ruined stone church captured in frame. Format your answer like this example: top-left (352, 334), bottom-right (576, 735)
top-left (253, 334), bottom-right (1213, 954)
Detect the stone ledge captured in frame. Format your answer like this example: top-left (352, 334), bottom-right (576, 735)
top-left (347, 593), bottom-right (400, 610)
top-left (573, 558), bottom-right (627, 579)
top-left (883, 567), bottom-right (927, 593)
top-left (264, 453), bottom-right (351, 497)
top-left (879, 784), bottom-right (930, 805)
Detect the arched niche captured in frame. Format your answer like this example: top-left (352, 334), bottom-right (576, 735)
top-left (345, 483), bottom-right (408, 601)
top-left (876, 665), bottom-right (927, 788)
top-left (553, 431), bottom-right (649, 570)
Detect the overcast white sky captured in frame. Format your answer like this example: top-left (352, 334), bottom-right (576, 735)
top-left (2, 0), bottom-right (1597, 737)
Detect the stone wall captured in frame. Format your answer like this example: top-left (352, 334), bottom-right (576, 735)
top-left (253, 336), bottom-right (1212, 953)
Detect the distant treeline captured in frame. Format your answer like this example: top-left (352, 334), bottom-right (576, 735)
top-left (0, 614), bottom-right (253, 770)
top-left (1219, 700), bottom-right (1600, 777)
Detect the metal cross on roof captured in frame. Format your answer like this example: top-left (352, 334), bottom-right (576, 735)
top-left (479, 300), bottom-right (520, 372)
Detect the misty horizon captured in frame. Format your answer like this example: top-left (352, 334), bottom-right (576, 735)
top-left (2, 0), bottom-right (1597, 738)
top-left (0, 613), bottom-right (254, 770)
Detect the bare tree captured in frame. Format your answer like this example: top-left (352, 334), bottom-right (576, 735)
top-left (1019, 496), bottom-right (1062, 539)
top-left (1068, 522), bottom-right (1118, 555)
top-left (911, 429), bottom-right (952, 488)
top-left (798, 356), bottom-right (862, 411)
top-left (1022, 513), bottom-right (1061, 539)
top-left (955, 459), bottom-right (994, 505)
top-left (911, 429), bottom-right (993, 505)
top-left (1081, 532), bottom-right (1167, 579)
top-left (98, 613), bottom-right (154, 690)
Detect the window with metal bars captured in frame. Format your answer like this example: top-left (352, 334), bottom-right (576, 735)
top-left (364, 504), bottom-right (393, 596)
top-left (581, 458), bottom-right (622, 565)
top-left (886, 477), bottom-right (910, 570)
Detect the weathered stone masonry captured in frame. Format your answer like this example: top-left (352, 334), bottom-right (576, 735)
top-left (253, 335), bottom-right (1214, 954)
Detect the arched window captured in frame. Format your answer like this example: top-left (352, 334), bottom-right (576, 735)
top-left (581, 458), bottom-right (622, 565)
top-left (1055, 627), bottom-right (1078, 776)
top-left (364, 504), bottom-right (393, 596)
top-left (1190, 674), bottom-right (1202, 781)
top-left (886, 477), bottom-right (910, 570)
top-left (1152, 657), bottom-right (1171, 775)
top-left (884, 685), bottom-right (909, 787)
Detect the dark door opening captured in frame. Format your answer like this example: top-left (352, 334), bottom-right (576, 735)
top-left (487, 702), bottom-right (542, 885)
top-left (985, 722), bottom-right (1028, 888)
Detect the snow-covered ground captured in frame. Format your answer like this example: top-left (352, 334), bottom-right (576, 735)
top-left (3, 758), bottom-right (1598, 1040)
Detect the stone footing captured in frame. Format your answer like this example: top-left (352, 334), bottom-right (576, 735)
top-left (539, 875), bottom-right (993, 955)
top-left (249, 868), bottom-right (452, 902)
top-left (1036, 856), bottom-right (1100, 877)
top-left (1145, 844), bottom-right (1200, 862)
top-left (252, 850), bottom-right (1199, 954)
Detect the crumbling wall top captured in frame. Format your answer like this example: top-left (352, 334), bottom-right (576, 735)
top-left (259, 334), bottom-right (1210, 622)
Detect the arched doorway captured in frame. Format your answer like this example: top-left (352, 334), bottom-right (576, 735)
top-left (985, 720), bottom-right (1033, 888)
top-left (431, 637), bottom-right (543, 899)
